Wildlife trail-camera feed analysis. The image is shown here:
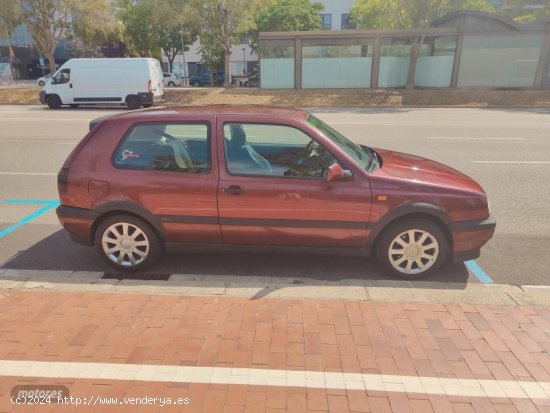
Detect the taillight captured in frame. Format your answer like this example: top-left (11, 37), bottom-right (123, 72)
top-left (148, 79), bottom-right (152, 92)
top-left (58, 167), bottom-right (69, 194)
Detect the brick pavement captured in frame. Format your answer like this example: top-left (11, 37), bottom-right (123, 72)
top-left (0, 290), bottom-right (550, 412)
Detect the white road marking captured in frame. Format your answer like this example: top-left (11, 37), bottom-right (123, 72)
top-left (427, 137), bottom-right (526, 140)
top-left (55, 142), bottom-right (78, 145)
top-left (0, 360), bottom-right (548, 399)
top-left (0, 172), bottom-right (57, 176)
top-left (472, 161), bottom-right (550, 164)
top-left (2, 117), bottom-right (92, 121)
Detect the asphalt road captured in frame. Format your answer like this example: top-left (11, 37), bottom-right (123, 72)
top-left (1, 105), bottom-right (549, 287)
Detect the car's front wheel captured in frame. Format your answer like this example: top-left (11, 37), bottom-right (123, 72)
top-left (168, 81), bottom-right (175, 87)
top-left (95, 215), bottom-right (162, 272)
top-left (191, 80), bottom-right (200, 87)
top-left (376, 218), bottom-right (448, 279)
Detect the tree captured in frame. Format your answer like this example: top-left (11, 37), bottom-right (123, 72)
top-left (496, 0), bottom-right (550, 23)
top-left (250, 0), bottom-right (324, 49)
top-left (351, 0), bottom-right (493, 89)
top-left (0, 0), bottom-right (23, 39)
top-left (118, 0), bottom-right (161, 59)
top-left (153, 1), bottom-right (199, 74)
top-left (190, 0), bottom-right (262, 87)
top-left (351, 0), bottom-right (493, 30)
top-left (18, 0), bottom-right (115, 74)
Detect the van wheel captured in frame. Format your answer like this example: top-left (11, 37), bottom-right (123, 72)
top-left (376, 218), bottom-right (448, 280)
top-left (47, 95), bottom-right (62, 109)
top-left (126, 95), bottom-right (141, 110)
top-left (95, 215), bottom-right (162, 272)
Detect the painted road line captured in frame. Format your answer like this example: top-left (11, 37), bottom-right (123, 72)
top-left (0, 360), bottom-right (548, 399)
top-left (0, 199), bottom-right (59, 238)
top-left (0, 172), bottom-right (57, 176)
top-left (427, 137), bottom-right (526, 140)
top-left (472, 161), bottom-right (550, 164)
top-left (465, 260), bottom-right (494, 284)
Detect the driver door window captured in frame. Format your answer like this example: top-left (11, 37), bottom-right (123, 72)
top-left (54, 68), bottom-right (70, 84)
top-left (223, 123), bottom-right (336, 178)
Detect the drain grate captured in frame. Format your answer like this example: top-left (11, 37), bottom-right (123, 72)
top-left (101, 272), bottom-right (171, 281)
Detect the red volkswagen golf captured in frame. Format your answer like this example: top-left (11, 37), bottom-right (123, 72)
top-left (56, 105), bottom-right (495, 279)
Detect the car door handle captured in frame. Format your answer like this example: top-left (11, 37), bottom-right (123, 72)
top-left (221, 185), bottom-right (242, 195)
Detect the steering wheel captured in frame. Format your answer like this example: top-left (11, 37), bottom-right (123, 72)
top-left (153, 128), bottom-right (193, 169)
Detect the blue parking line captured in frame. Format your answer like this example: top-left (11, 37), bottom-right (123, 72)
top-left (0, 199), bottom-right (60, 238)
top-left (465, 260), bottom-right (494, 284)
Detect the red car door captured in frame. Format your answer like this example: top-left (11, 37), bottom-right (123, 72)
top-left (216, 115), bottom-right (371, 248)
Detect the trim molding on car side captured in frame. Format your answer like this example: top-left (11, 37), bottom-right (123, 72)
top-left (94, 201), bottom-right (166, 238)
top-left (219, 217), bottom-right (367, 229)
top-left (448, 215), bottom-right (496, 232)
top-left (363, 202), bottom-right (452, 249)
top-left (57, 205), bottom-right (100, 221)
top-left (157, 215), bottom-right (368, 230)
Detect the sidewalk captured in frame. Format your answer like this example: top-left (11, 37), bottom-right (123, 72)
top-left (1, 287), bottom-right (550, 412)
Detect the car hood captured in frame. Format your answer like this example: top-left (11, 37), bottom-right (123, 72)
top-left (373, 148), bottom-right (485, 195)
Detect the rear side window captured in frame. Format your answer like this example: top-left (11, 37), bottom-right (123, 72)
top-left (113, 122), bottom-right (211, 173)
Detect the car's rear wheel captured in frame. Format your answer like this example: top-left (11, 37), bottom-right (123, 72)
top-left (191, 80), bottom-right (200, 87)
top-left (95, 215), bottom-right (162, 272)
top-left (376, 218), bottom-right (448, 279)
top-left (47, 95), bottom-right (62, 109)
top-left (168, 81), bottom-right (175, 87)
top-left (126, 95), bottom-right (141, 110)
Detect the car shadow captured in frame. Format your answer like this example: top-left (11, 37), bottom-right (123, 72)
top-left (1, 229), bottom-right (471, 288)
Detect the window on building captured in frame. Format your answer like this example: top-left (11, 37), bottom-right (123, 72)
top-left (320, 14), bottom-right (332, 30)
top-left (341, 14), bottom-right (356, 30)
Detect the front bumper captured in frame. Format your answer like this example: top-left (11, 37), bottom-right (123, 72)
top-left (449, 215), bottom-right (496, 263)
top-left (39, 90), bottom-right (46, 104)
top-left (56, 205), bottom-right (100, 246)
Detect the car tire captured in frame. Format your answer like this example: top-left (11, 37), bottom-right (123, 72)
top-left (38, 81), bottom-right (45, 86)
top-left (168, 81), bottom-right (175, 87)
top-left (95, 215), bottom-right (162, 272)
top-left (142, 103), bottom-right (152, 108)
top-left (376, 218), bottom-right (448, 279)
top-left (126, 95), bottom-right (141, 110)
top-left (47, 95), bottom-right (62, 109)
top-left (191, 80), bottom-right (200, 87)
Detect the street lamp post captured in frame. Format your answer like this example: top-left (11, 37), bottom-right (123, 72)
top-left (180, 23), bottom-right (188, 82)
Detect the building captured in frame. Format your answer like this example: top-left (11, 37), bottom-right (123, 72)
top-left (258, 10), bottom-right (550, 89)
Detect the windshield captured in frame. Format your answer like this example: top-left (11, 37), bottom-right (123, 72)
top-left (307, 115), bottom-right (376, 172)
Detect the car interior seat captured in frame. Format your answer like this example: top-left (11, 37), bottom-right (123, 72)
top-left (226, 124), bottom-right (272, 175)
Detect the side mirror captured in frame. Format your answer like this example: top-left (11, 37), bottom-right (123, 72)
top-left (327, 163), bottom-right (352, 183)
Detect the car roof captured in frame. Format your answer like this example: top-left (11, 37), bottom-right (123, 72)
top-left (104, 105), bottom-right (311, 122)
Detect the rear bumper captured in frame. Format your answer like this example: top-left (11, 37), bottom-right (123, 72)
top-left (56, 205), bottom-right (99, 246)
top-left (449, 215), bottom-right (496, 263)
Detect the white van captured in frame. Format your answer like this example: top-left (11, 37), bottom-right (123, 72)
top-left (39, 58), bottom-right (164, 110)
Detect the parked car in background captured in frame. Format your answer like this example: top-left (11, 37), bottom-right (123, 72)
top-left (162, 72), bottom-right (182, 87)
top-left (37, 74), bottom-right (52, 86)
top-left (56, 105), bottom-right (495, 279)
top-left (189, 71), bottom-right (224, 87)
top-left (242, 73), bottom-right (259, 87)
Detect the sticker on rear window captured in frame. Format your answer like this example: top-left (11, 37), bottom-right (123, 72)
top-left (121, 150), bottom-right (140, 161)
